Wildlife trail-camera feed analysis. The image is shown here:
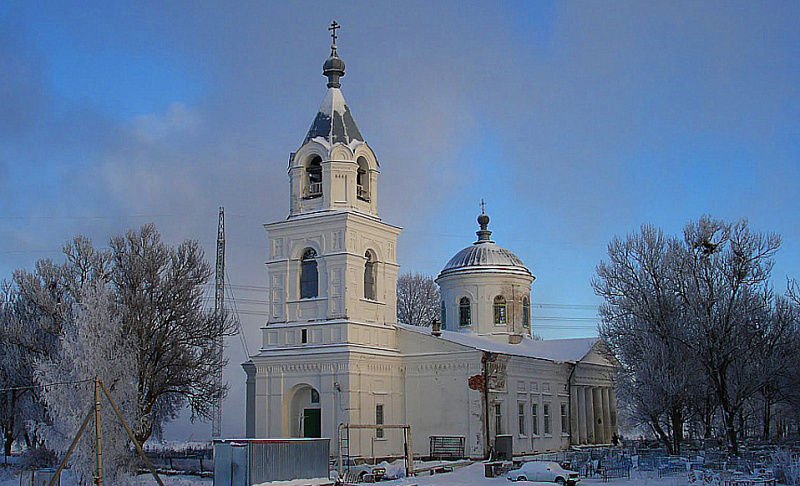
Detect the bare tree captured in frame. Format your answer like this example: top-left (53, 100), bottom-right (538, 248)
top-left (7, 224), bottom-right (233, 450)
top-left (676, 216), bottom-right (790, 454)
top-left (594, 224), bottom-right (695, 454)
top-left (595, 217), bottom-right (798, 454)
top-left (109, 223), bottom-right (233, 443)
top-left (396, 272), bottom-right (440, 326)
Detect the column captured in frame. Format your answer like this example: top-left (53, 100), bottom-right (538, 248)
top-left (256, 369), bottom-right (270, 437)
top-left (602, 387), bottom-right (611, 444)
top-left (585, 387), bottom-right (595, 444)
top-left (609, 388), bottom-right (619, 438)
top-left (570, 387), bottom-right (579, 445)
top-left (592, 387), bottom-right (603, 444)
top-left (577, 386), bottom-right (587, 444)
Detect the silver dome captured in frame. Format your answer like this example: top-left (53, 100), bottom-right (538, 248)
top-left (440, 242), bottom-right (531, 276)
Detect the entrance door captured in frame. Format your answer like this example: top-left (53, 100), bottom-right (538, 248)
top-left (303, 408), bottom-right (321, 438)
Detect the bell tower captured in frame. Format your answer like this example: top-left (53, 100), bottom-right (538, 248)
top-left (263, 23), bottom-right (401, 328)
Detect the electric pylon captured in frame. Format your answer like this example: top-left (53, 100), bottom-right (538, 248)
top-left (212, 207), bottom-right (225, 438)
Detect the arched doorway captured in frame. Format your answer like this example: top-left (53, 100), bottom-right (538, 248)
top-left (286, 384), bottom-right (322, 438)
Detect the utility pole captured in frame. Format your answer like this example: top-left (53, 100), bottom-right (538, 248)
top-left (94, 376), bottom-right (103, 486)
top-left (212, 207), bottom-right (225, 438)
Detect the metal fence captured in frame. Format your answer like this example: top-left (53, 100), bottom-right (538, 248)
top-left (214, 438), bottom-right (330, 486)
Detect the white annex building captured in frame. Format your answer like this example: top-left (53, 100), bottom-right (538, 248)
top-left (243, 33), bottom-right (618, 459)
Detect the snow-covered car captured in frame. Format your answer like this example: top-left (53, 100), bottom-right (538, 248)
top-left (330, 456), bottom-right (386, 482)
top-left (506, 461), bottom-right (580, 485)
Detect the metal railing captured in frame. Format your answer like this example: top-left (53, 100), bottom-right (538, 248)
top-left (307, 182), bottom-right (322, 197)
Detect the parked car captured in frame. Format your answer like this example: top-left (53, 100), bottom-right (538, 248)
top-left (330, 456), bottom-right (386, 482)
top-left (507, 461), bottom-right (581, 485)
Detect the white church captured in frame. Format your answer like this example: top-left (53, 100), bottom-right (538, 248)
top-left (242, 30), bottom-right (618, 459)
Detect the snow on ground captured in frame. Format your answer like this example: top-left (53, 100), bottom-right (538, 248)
top-left (0, 461), bottom-right (782, 486)
top-left (379, 462), bottom-right (691, 486)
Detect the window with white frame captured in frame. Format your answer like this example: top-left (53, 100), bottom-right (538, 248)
top-left (561, 403), bottom-right (569, 434)
top-left (376, 404), bottom-right (384, 438)
top-left (531, 403), bottom-right (539, 436)
top-left (493, 295), bottom-right (507, 325)
top-left (543, 403), bottom-right (551, 435)
top-left (523, 296), bottom-right (531, 328)
top-left (459, 297), bottom-right (471, 327)
top-left (494, 402), bottom-right (503, 435)
top-left (518, 402), bottom-right (526, 436)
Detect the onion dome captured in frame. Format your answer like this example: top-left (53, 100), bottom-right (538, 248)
top-left (323, 48), bottom-right (346, 88)
top-left (439, 212), bottom-right (532, 278)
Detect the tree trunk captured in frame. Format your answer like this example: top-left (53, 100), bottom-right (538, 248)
top-left (670, 406), bottom-right (684, 455)
top-left (650, 419), bottom-right (674, 455)
top-left (4, 430), bottom-right (13, 458)
top-left (762, 397), bottom-right (772, 440)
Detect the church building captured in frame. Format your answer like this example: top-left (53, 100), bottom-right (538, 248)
top-left (242, 28), bottom-right (618, 459)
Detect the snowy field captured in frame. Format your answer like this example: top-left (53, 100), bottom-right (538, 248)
top-left (1, 461), bottom-right (776, 486)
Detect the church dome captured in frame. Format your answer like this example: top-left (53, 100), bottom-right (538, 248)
top-left (438, 212), bottom-right (532, 278)
top-left (442, 242), bottom-right (529, 273)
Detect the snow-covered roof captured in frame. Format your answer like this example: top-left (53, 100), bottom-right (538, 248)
top-left (397, 323), bottom-right (601, 364)
top-left (303, 87), bottom-right (364, 149)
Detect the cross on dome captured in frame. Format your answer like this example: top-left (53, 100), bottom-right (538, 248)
top-left (328, 20), bottom-right (340, 48)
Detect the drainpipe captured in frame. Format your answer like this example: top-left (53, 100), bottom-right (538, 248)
top-left (482, 351), bottom-right (497, 459)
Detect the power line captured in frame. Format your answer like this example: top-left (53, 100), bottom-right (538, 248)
top-left (0, 378), bottom-right (92, 393)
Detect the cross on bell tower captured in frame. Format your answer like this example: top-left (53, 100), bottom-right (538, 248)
top-left (328, 20), bottom-right (340, 48)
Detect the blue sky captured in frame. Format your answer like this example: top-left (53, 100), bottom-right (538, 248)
top-left (2, 1), bottom-right (799, 439)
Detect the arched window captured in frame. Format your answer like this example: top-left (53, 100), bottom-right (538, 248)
top-left (459, 297), bottom-right (471, 327)
top-left (356, 157), bottom-right (370, 201)
top-left (440, 301), bottom-right (447, 330)
top-left (523, 296), bottom-right (531, 328)
top-left (306, 156), bottom-right (322, 198)
top-left (364, 251), bottom-right (377, 300)
top-left (493, 295), bottom-right (507, 325)
top-left (300, 248), bottom-right (318, 298)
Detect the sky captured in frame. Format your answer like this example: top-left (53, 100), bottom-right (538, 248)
top-left (2, 1), bottom-right (799, 440)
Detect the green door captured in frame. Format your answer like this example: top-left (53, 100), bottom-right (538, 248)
top-left (303, 408), bottom-right (321, 438)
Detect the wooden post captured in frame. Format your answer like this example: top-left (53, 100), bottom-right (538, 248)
top-left (94, 376), bottom-right (103, 486)
top-left (98, 379), bottom-right (165, 486)
top-left (46, 407), bottom-right (94, 486)
top-left (406, 425), bottom-right (414, 476)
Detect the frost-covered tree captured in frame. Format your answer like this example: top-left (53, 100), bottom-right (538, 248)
top-left (595, 217), bottom-right (798, 454)
top-left (7, 224), bottom-right (230, 451)
top-left (594, 224), bottom-right (696, 454)
top-left (396, 272), bottom-right (440, 327)
top-left (35, 283), bottom-right (136, 484)
top-left (676, 216), bottom-right (792, 454)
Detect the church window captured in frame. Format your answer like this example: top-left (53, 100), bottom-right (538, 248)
top-left (364, 251), bottom-right (377, 300)
top-left (301, 328), bottom-right (308, 343)
top-left (306, 156), bottom-right (323, 198)
top-left (494, 403), bottom-right (503, 435)
top-left (543, 403), bottom-right (551, 435)
top-left (561, 403), bottom-right (569, 434)
top-left (357, 156), bottom-right (370, 201)
top-left (518, 402), bottom-right (526, 436)
top-left (459, 297), bottom-right (471, 327)
top-left (300, 248), bottom-right (318, 298)
top-left (440, 301), bottom-right (446, 329)
top-left (493, 296), bottom-right (507, 325)
top-left (375, 404), bottom-right (384, 438)
top-left (523, 296), bottom-right (530, 328)
top-left (531, 403), bottom-right (539, 436)
top-left (310, 389), bottom-right (319, 404)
